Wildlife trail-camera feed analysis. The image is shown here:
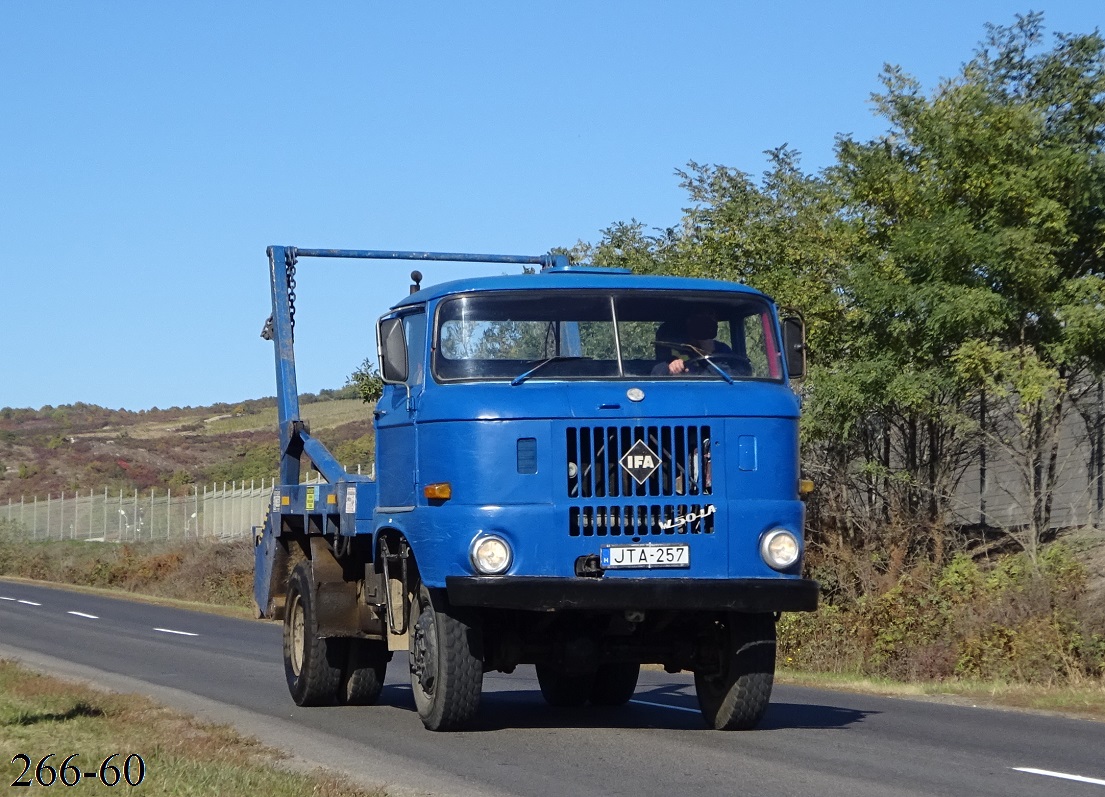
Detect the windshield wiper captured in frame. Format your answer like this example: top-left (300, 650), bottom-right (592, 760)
top-left (697, 354), bottom-right (735, 384)
top-left (655, 341), bottom-right (735, 385)
top-left (510, 356), bottom-right (588, 386)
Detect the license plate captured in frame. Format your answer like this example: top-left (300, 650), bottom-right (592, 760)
top-left (600, 544), bottom-right (690, 569)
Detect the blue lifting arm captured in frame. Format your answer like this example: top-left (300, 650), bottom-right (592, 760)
top-left (262, 245), bottom-right (566, 487)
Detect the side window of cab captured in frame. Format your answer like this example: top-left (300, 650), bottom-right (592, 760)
top-left (403, 311), bottom-right (426, 387)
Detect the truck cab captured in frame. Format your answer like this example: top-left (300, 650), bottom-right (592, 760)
top-left (255, 247), bottom-right (817, 732)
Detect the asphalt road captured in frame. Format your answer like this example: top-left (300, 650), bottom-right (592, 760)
top-left (1, 578), bottom-right (1103, 797)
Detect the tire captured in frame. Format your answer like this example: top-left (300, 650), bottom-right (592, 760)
top-left (589, 662), bottom-right (640, 706)
top-left (283, 562), bottom-right (344, 706)
top-left (342, 639), bottom-right (390, 706)
top-left (535, 664), bottom-right (594, 707)
top-left (409, 585), bottom-right (483, 731)
top-left (694, 613), bottom-right (776, 730)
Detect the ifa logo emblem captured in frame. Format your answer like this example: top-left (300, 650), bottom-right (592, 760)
top-left (619, 440), bottom-right (661, 484)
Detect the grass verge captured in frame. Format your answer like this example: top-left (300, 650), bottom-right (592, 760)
top-left (776, 668), bottom-right (1105, 720)
top-left (0, 537), bottom-right (256, 612)
top-left (0, 660), bottom-right (384, 796)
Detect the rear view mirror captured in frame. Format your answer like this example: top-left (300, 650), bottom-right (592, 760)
top-left (378, 317), bottom-right (408, 383)
top-left (782, 316), bottom-right (805, 379)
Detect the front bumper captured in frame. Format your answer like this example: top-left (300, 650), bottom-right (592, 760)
top-left (445, 576), bottom-right (819, 613)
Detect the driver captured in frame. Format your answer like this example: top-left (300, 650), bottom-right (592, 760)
top-left (652, 310), bottom-right (733, 375)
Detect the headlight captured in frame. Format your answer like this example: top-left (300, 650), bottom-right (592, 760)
top-left (760, 529), bottom-right (800, 570)
top-left (470, 535), bottom-right (512, 575)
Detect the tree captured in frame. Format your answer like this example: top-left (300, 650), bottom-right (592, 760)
top-left (578, 13), bottom-right (1105, 581)
top-left (573, 219), bottom-right (675, 273)
top-left (348, 358), bottom-right (384, 404)
top-left (837, 12), bottom-right (1105, 564)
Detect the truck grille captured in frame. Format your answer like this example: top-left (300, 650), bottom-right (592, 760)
top-left (569, 503), bottom-right (716, 537)
top-left (566, 425), bottom-right (712, 499)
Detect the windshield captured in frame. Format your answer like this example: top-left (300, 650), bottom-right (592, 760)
top-left (433, 290), bottom-right (783, 382)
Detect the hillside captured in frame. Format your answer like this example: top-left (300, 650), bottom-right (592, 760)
top-left (0, 388), bottom-right (376, 502)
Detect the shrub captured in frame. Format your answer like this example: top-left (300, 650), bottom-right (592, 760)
top-left (0, 538), bottom-right (254, 608)
top-left (781, 542), bottom-right (1105, 685)
top-left (205, 442), bottom-right (280, 484)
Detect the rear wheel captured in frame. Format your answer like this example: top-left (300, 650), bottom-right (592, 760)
top-left (283, 562), bottom-right (344, 706)
top-left (342, 639), bottom-right (390, 705)
top-left (588, 662), bottom-right (640, 706)
top-left (694, 613), bottom-right (776, 730)
top-left (409, 585), bottom-right (483, 730)
top-left (535, 664), bottom-right (594, 707)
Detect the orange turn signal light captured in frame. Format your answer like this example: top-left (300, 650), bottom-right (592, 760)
top-left (423, 482), bottom-right (452, 500)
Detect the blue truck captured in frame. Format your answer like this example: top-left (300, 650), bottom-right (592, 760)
top-left (254, 245), bottom-right (817, 731)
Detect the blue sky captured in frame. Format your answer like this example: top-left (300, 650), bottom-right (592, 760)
top-left (2, 2), bottom-right (1101, 411)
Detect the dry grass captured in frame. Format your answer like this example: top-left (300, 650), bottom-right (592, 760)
top-left (0, 537), bottom-right (256, 611)
top-left (776, 668), bottom-right (1105, 721)
top-left (205, 400), bottom-right (368, 435)
top-left (0, 660), bottom-right (384, 795)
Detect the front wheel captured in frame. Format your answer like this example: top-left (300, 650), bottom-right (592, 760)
top-left (409, 585), bottom-right (483, 731)
top-left (694, 613), bottom-right (776, 730)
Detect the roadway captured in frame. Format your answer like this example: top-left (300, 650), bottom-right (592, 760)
top-left (1, 578), bottom-right (1103, 797)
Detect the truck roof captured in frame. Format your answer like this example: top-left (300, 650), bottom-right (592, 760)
top-left (390, 265), bottom-right (771, 311)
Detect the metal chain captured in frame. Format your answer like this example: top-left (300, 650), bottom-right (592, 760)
top-left (285, 247), bottom-right (298, 339)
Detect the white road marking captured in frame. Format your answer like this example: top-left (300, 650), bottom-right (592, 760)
top-left (17, 600), bottom-right (42, 606)
top-left (67, 611), bottom-right (99, 619)
top-left (0, 596), bottom-right (15, 601)
top-left (1014, 768), bottom-right (1105, 787)
top-left (153, 628), bottom-right (198, 637)
top-left (630, 699), bottom-right (700, 714)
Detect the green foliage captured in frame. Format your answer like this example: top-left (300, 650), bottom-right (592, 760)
top-left (347, 358), bottom-right (384, 404)
top-left (205, 442), bottom-right (280, 484)
top-left (935, 554), bottom-right (985, 601)
top-left (166, 470), bottom-right (196, 490)
top-left (834, 14), bottom-right (1105, 553)
top-left (780, 545), bottom-right (1105, 684)
top-left (578, 219), bottom-right (676, 274)
top-left (581, 12), bottom-right (1105, 570)
top-left (333, 433), bottom-right (375, 472)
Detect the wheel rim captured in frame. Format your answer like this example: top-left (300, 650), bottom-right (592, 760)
top-left (411, 604), bottom-right (437, 695)
top-left (289, 594), bottom-right (305, 676)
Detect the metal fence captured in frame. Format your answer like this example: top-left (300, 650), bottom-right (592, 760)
top-left (1, 479), bottom-right (279, 542)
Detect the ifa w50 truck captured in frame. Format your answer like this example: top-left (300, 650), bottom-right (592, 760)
top-left (254, 245), bottom-right (818, 731)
